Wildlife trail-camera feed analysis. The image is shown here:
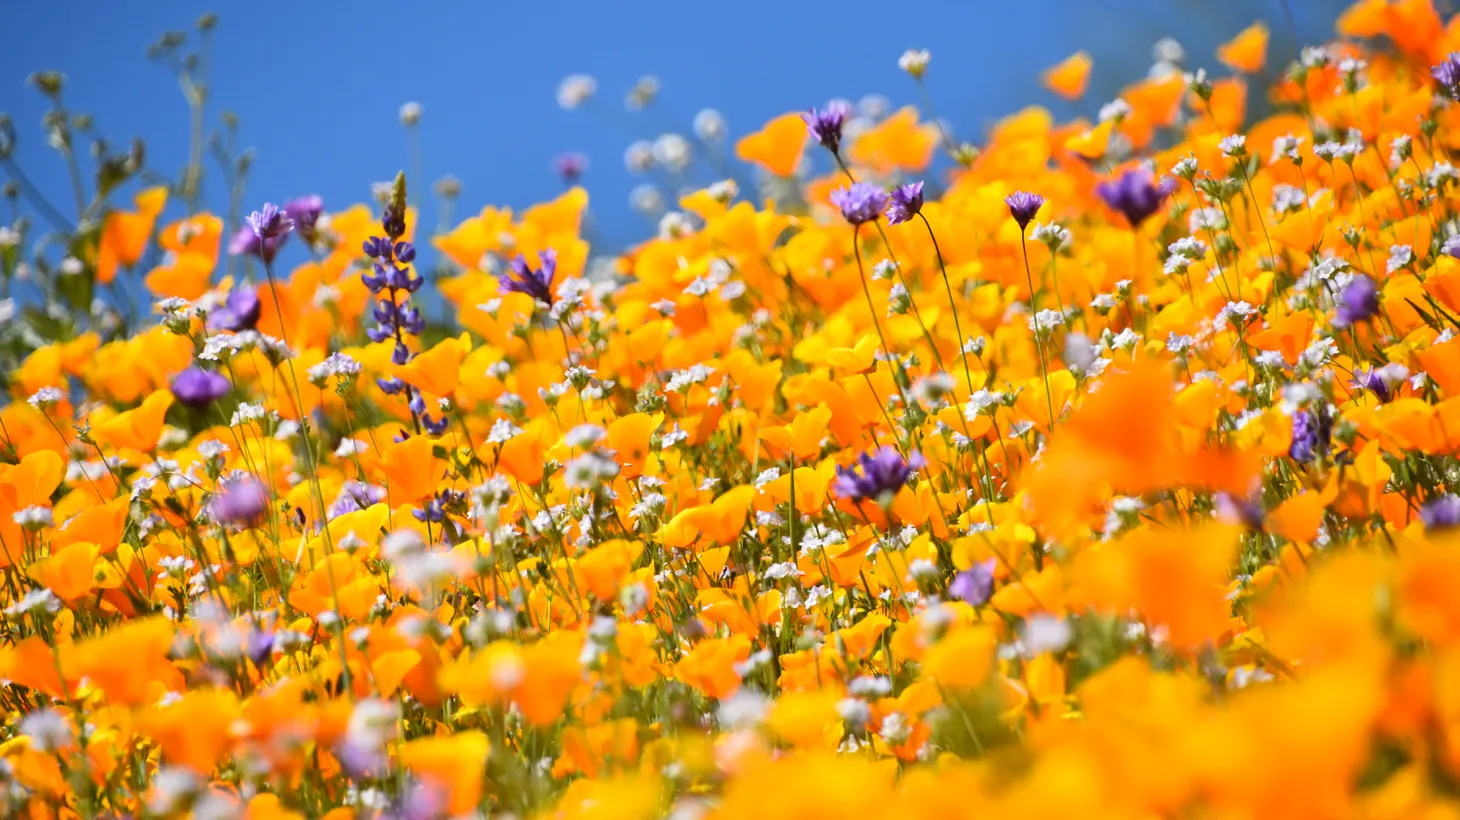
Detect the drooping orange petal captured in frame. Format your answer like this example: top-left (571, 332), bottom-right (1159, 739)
top-left (1217, 22), bottom-right (1270, 74)
top-left (1043, 51), bottom-right (1092, 100)
top-left (735, 112), bottom-right (808, 177)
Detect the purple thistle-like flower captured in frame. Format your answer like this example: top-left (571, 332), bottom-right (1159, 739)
top-left (834, 446), bottom-right (924, 505)
top-left (886, 181), bottom-right (924, 225)
top-left (1421, 494), bottom-right (1460, 531)
top-left (245, 203), bottom-right (295, 242)
top-left (948, 559), bottom-right (996, 607)
top-left (1432, 53), bottom-right (1460, 99)
top-left (1096, 168), bottom-right (1174, 228)
top-left (829, 182), bottom-right (889, 226)
top-left (213, 476), bottom-right (269, 527)
top-left (1288, 405), bottom-right (1333, 463)
top-left (553, 152), bottom-right (589, 183)
top-left (170, 366), bottom-right (231, 409)
top-left (1005, 191), bottom-right (1045, 230)
top-left (803, 101), bottom-right (850, 154)
top-left (500, 249), bottom-right (557, 306)
top-left (1350, 367), bottom-right (1394, 403)
top-left (227, 226), bottom-right (288, 263)
top-left (207, 287), bottom-right (261, 332)
top-left (283, 195), bottom-right (324, 242)
top-left (1333, 274), bottom-right (1379, 328)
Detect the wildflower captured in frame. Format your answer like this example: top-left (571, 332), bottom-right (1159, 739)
top-left (1032, 221), bottom-right (1071, 250)
top-left (1350, 364), bottom-right (1407, 403)
top-left (207, 286), bottom-right (261, 332)
top-left (803, 102), bottom-right (851, 154)
top-left (886, 181), bottom-right (924, 225)
top-left (829, 182), bottom-right (889, 225)
top-left (27, 386), bottom-right (64, 409)
top-left (1432, 53), bottom-right (1460, 99)
top-left (1288, 405), bottom-right (1333, 463)
top-left (213, 476), bottom-right (269, 526)
top-left (170, 366), bottom-right (231, 409)
top-left (948, 559), bottom-right (996, 606)
top-left (1220, 134), bottom-right (1247, 156)
top-left (898, 49), bottom-right (931, 78)
top-left (553, 151), bottom-right (589, 183)
top-left (693, 108), bottom-right (727, 142)
top-left (276, 201), bottom-right (322, 251)
top-left (1005, 191), bottom-right (1045, 230)
top-left (835, 446), bottom-right (924, 506)
top-left (499, 250), bottom-right (557, 306)
top-left (1022, 614), bottom-right (1072, 655)
top-left (1096, 167), bottom-right (1174, 228)
top-left (1386, 244), bottom-right (1413, 274)
top-left (1333, 274), bottom-right (1379, 328)
top-left (245, 202), bottom-right (295, 245)
top-left (557, 74), bottom-right (597, 109)
top-left (653, 133), bottom-right (692, 173)
top-left (1421, 495), bottom-right (1460, 531)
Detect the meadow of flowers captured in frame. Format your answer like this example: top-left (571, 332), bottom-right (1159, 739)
top-left (6, 0), bottom-right (1460, 817)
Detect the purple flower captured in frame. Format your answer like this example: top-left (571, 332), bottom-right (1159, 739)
top-left (803, 102), bottom-right (850, 154)
top-left (170, 366), bottom-right (231, 409)
top-left (1421, 494), bottom-right (1460, 531)
top-left (1349, 367), bottom-right (1393, 403)
top-left (329, 481), bottom-right (387, 518)
top-left (499, 249), bottom-right (557, 306)
top-left (1215, 492), bottom-right (1266, 530)
top-left (834, 446), bottom-right (924, 505)
top-left (1096, 168), bottom-right (1174, 228)
top-left (207, 287), bottom-right (261, 332)
top-left (245, 203), bottom-right (295, 242)
top-left (1433, 53), bottom-right (1460, 99)
top-left (553, 152), bottom-right (589, 183)
top-left (1333, 274), bottom-right (1379, 328)
top-left (247, 631), bottom-right (275, 668)
top-left (227, 226), bottom-right (288, 263)
top-left (213, 476), bottom-right (269, 527)
top-left (283, 195), bottom-right (324, 243)
top-left (948, 559), bottom-right (996, 607)
top-left (829, 182), bottom-right (889, 226)
top-left (1288, 405), bottom-right (1333, 463)
top-left (1005, 191), bottom-right (1045, 230)
top-left (886, 181), bottom-right (924, 225)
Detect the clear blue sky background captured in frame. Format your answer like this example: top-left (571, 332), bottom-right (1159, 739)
top-left (2, 0), bottom-right (1346, 276)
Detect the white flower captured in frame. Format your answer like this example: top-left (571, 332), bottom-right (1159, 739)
top-left (652, 133), bottom-right (692, 174)
top-left (27, 386), bottom-right (64, 408)
top-left (1028, 309), bottom-right (1066, 336)
top-left (1220, 134), bottom-right (1247, 156)
top-left (1386, 244), bottom-right (1414, 274)
top-left (1099, 98), bottom-right (1131, 123)
top-left (1271, 133), bottom-right (1304, 164)
top-left (1022, 614), bottom-right (1073, 655)
top-left (398, 101), bottom-right (422, 127)
top-left (557, 74), bottom-right (597, 110)
top-left (898, 49), bottom-right (931, 78)
top-left (565, 424), bottom-right (606, 449)
top-left (693, 108), bottom-right (727, 142)
top-left (488, 418), bottom-right (522, 444)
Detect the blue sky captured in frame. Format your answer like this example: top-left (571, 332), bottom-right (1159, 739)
top-left (2, 0), bottom-right (1346, 274)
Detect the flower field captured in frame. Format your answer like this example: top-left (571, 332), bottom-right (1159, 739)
top-left (7, 0), bottom-right (1460, 817)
